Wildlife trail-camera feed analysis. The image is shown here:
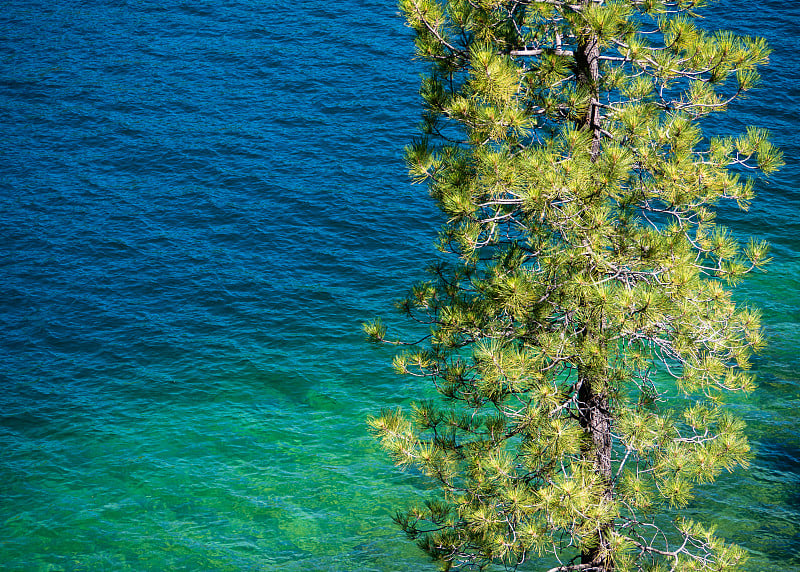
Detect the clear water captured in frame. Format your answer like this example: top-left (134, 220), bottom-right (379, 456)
top-left (0, 0), bottom-right (797, 570)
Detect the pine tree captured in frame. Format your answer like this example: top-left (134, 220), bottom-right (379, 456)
top-left (366, 1), bottom-right (782, 570)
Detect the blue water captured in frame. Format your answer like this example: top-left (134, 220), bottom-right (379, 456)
top-left (0, 0), bottom-right (797, 570)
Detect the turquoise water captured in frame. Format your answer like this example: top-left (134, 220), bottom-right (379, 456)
top-left (0, 0), bottom-right (797, 570)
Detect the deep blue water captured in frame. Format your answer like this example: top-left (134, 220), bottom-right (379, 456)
top-left (0, 0), bottom-right (797, 570)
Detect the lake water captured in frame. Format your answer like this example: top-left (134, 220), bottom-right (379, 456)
top-left (0, 0), bottom-right (797, 569)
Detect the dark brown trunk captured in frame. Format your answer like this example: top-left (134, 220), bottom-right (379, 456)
top-left (575, 32), bottom-right (602, 161)
top-left (575, 4), bottom-right (612, 567)
top-left (578, 369), bottom-right (613, 570)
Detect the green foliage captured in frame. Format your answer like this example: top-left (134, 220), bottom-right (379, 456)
top-left (367, 1), bottom-right (780, 570)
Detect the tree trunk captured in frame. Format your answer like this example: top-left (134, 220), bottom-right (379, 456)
top-left (575, 29), bottom-right (602, 161)
top-left (578, 370), bottom-right (613, 570)
top-left (575, 18), bottom-right (611, 566)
